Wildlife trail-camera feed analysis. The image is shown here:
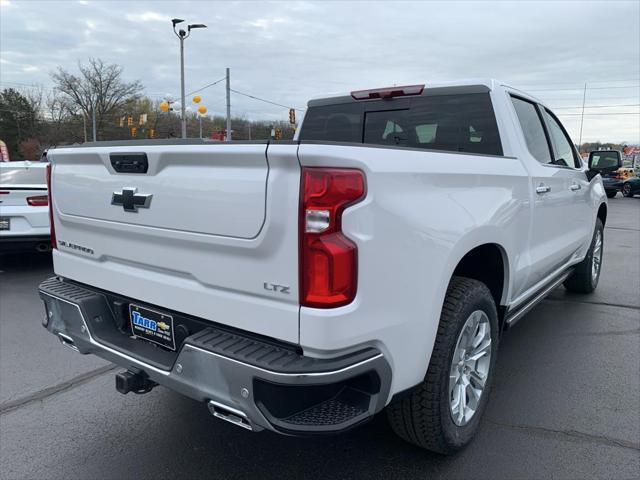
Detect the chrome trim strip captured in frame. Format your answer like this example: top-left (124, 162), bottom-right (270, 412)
top-left (183, 344), bottom-right (383, 378)
top-left (41, 289), bottom-right (384, 379)
top-left (506, 270), bottom-right (571, 326)
top-left (509, 256), bottom-right (581, 309)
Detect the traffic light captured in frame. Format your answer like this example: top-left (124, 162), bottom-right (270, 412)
top-left (149, 128), bottom-right (156, 139)
top-left (130, 127), bottom-right (137, 138)
top-left (288, 108), bottom-right (295, 125)
top-left (274, 128), bottom-right (282, 140)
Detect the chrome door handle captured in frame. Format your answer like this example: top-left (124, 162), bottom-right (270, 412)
top-left (536, 184), bottom-right (551, 194)
top-left (570, 183), bottom-right (581, 191)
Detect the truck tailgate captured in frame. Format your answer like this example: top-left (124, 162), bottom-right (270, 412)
top-left (49, 142), bottom-right (301, 343)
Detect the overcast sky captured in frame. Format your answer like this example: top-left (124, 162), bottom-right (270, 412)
top-left (1, 0), bottom-right (639, 143)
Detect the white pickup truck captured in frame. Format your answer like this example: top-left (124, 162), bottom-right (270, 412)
top-left (39, 79), bottom-right (611, 453)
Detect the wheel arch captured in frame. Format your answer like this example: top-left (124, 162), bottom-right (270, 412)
top-left (451, 243), bottom-right (509, 307)
top-left (597, 202), bottom-right (607, 227)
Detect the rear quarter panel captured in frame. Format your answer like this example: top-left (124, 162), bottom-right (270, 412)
top-left (297, 143), bottom-right (530, 395)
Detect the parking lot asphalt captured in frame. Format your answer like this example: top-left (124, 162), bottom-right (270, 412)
top-left (1, 197), bottom-right (638, 480)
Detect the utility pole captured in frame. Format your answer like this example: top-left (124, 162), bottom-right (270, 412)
top-left (578, 82), bottom-right (587, 150)
top-left (83, 113), bottom-right (87, 143)
top-left (91, 106), bottom-right (97, 142)
top-left (226, 67), bottom-right (231, 142)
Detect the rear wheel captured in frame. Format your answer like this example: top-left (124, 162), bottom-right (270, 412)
top-left (386, 277), bottom-right (498, 454)
top-left (622, 183), bottom-right (633, 197)
top-left (564, 218), bottom-right (604, 293)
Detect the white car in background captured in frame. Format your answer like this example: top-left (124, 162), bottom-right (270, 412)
top-left (0, 160), bottom-right (51, 253)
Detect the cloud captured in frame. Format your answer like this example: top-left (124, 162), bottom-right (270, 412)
top-left (245, 16), bottom-right (290, 29)
top-left (125, 11), bottom-right (171, 23)
top-left (0, 0), bottom-right (638, 142)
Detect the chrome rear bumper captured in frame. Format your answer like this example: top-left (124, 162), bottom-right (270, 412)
top-left (39, 276), bottom-right (391, 434)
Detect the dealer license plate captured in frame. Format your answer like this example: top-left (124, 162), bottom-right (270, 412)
top-left (129, 304), bottom-right (176, 351)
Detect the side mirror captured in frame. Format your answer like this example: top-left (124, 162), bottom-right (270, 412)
top-left (588, 150), bottom-right (622, 172)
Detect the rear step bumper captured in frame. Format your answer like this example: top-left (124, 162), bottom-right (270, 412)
top-left (38, 276), bottom-right (392, 434)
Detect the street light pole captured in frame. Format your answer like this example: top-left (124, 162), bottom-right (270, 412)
top-left (226, 67), bottom-right (231, 142)
top-left (179, 34), bottom-right (186, 139)
top-left (172, 19), bottom-right (207, 139)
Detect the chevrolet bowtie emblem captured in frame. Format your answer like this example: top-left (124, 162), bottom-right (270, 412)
top-left (111, 187), bottom-right (153, 212)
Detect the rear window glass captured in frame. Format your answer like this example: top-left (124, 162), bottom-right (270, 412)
top-left (299, 103), bottom-right (363, 143)
top-left (300, 93), bottom-right (503, 156)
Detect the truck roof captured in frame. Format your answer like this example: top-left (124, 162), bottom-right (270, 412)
top-left (306, 78), bottom-right (545, 108)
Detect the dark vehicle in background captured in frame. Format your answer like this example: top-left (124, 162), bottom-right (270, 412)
top-left (622, 176), bottom-right (640, 197)
top-left (589, 150), bottom-right (624, 198)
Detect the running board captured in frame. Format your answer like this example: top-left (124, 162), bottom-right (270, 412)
top-left (505, 270), bottom-right (572, 327)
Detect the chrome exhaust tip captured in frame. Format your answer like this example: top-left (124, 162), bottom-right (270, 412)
top-left (36, 243), bottom-right (51, 253)
top-left (207, 400), bottom-right (253, 431)
top-left (58, 333), bottom-right (79, 352)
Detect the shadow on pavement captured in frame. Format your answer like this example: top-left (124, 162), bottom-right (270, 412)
top-left (0, 251), bottom-right (53, 272)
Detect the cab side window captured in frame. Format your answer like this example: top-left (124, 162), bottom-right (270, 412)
top-left (510, 96), bottom-right (552, 164)
top-left (541, 109), bottom-right (581, 168)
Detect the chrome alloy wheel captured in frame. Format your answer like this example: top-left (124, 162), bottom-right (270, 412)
top-left (448, 310), bottom-right (492, 426)
top-left (591, 229), bottom-right (603, 284)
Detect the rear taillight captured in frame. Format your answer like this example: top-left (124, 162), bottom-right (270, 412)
top-left (46, 163), bottom-right (56, 249)
top-left (299, 168), bottom-right (365, 308)
top-left (27, 195), bottom-right (48, 206)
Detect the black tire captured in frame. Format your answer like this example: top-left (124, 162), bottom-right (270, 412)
top-left (622, 183), bottom-right (633, 197)
top-left (386, 277), bottom-right (498, 454)
top-left (606, 190), bottom-right (617, 198)
top-left (563, 218), bottom-right (604, 293)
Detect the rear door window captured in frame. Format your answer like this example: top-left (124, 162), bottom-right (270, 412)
top-left (301, 93), bottom-right (503, 156)
top-left (405, 94), bottom-right (502, 155)
top-left (510, 96), bottom-right (552, 164)
top-left (363, 109), bottom-right (410, 146)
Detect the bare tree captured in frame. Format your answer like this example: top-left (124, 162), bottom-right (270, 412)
top-left (40, 92), bottom-right (84, 146)
top-left (51, 58), bottom-right (142, 140)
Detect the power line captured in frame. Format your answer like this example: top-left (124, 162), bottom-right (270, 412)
top-left (556, 112), bottom-right (640, 116)
top-left (186, 77), bottom-right (226, 96)
top-left (551, 103), bottom-right (640, 109)
top-left (540, 95), bottom-right (640, 101)
top-left (230, 88), bottom-right (303, 110)
top-left (528, 85), bottom-right (640, 92)
top-left (515, 78), bottom-right (640, 87)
